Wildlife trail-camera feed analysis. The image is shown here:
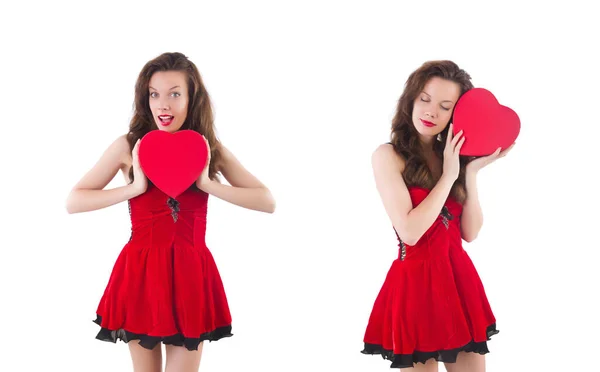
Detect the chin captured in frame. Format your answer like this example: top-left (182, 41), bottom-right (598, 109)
top-left (155, 123), bottom-right (182, 132)
top-left (414, 126), bottom-right (434, 136)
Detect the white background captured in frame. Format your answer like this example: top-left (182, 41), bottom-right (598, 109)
top-left (1, 1), bottom-right (599, 371)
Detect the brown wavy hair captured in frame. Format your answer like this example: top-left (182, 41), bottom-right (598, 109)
top-left (127, 52), bottom-right (222, 182)
top-left (390, 60), bottom-right (474, 203)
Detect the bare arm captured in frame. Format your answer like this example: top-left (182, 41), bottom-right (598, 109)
top-left (197, 144), bottom-right (275, 213)
top-left (459, 143), bottom-right (514, 242)
top-left (372, 144), bottom-right (454, 245)
top-left (460, 170), bottom-right (483, 242)
top-left (65, 135), bottom-right (143, 214)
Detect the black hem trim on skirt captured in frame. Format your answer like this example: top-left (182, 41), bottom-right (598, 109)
top-left (94, 315), bottom-right (233, 351)
top-left (361, 323), bottom-right (499, 369)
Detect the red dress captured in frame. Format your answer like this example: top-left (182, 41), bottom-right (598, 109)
top-left (362, 187), bottom-right (498, 368)
top-left (94, 184), bottom-right (233, 350)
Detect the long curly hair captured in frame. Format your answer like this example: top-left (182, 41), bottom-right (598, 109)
top-left (127, 52), bottom-right (222, 182)
top-left (390, 60), bottom-right (474, 203)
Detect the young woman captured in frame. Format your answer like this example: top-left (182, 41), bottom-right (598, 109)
top-left (66, 52), bottom-right (275, 372)
top-left (361, 60), bottom-right (513, 371)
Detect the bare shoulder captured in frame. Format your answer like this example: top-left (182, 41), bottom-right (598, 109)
top-left (372, 143), bottom-right (406, 172)
top-left (219, 142), bottom-right (232, 156)
top-left (89, 134), bottom-right (130, 167)
top-left (111, 134), bottom-right (131, 165)
top-left (112, 134), bottom-right (130, 153)
top-left (70, 134), bottom-right (132, 190)
top-left (216, 142), bottom-right (266, 188)
top-left (218, 143), bottom-right (240, 167)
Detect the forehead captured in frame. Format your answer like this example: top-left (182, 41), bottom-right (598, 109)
top-left (422, 76), bottom-right (460, 102)
top-left (149, 71), bottom-right (188, 88)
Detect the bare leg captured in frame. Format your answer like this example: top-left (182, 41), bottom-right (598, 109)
top-left (444, 352), bottom-right (485, 372)
top-left (402, 358), bottom-right (439, 372)
top-left (128, 341), bottom-right (163, 372)
top-left (165, 342), bottom-right (204, 372)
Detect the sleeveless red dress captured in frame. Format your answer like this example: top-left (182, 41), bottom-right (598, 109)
top-left (94, 184), bottom-right (233, 350)
top-left (362, 186), bottom-right (498, 368)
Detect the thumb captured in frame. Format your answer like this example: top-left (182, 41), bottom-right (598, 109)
top-left (490, 147), bottom-right (501, 159)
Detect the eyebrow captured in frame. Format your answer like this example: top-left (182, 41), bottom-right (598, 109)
top-left (421, 91), bottom-right (454, 104)
top-left (149, 86), bottom-right (181, 90)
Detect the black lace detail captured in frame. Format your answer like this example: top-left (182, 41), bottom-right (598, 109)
top-left (167, 197), bottom-right (180, 222)
top-left (127, 200), bottom-right (133, 242)
top-left (393, 228), bottom-right (407, 261)
top-left (362, 324), bottom-right (499, 368)
top-left (399, 240), bottom-right (406, 261)
top-left (93, 315), bottom-right (233, 351)
top-left (440, 206), bottom-right (454, 229)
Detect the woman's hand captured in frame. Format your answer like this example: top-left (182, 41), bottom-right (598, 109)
top-left (466, 143), bottom-right (515, 174)
top-left (196, 136), bottom-right (212, 191)
top-left (131, 139), bottom-right (148, 195)
top-left (441, 123), bottom-right (466, 183)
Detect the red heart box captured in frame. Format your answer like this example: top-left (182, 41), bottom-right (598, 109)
top-left (138, 130), bottom-right (208, 198)
top-left (453, 88), bottom-right (520, 156)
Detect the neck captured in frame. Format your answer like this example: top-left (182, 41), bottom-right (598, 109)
top-left (418, 134), bottom-right (436, 150)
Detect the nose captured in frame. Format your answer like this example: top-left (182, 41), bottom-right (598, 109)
top-left (425, 110), bottom-right (437, 119)
top-left (157, 99), bottom-right (170, 111)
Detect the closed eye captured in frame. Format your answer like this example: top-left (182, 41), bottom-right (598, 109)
top-left (421, 97), bottom-right (451, 111)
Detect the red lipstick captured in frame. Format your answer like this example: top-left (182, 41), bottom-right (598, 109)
top-left (158, 115), bottom-right (174, 127)
top-left (420, 119), bottom-right (436, 127)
